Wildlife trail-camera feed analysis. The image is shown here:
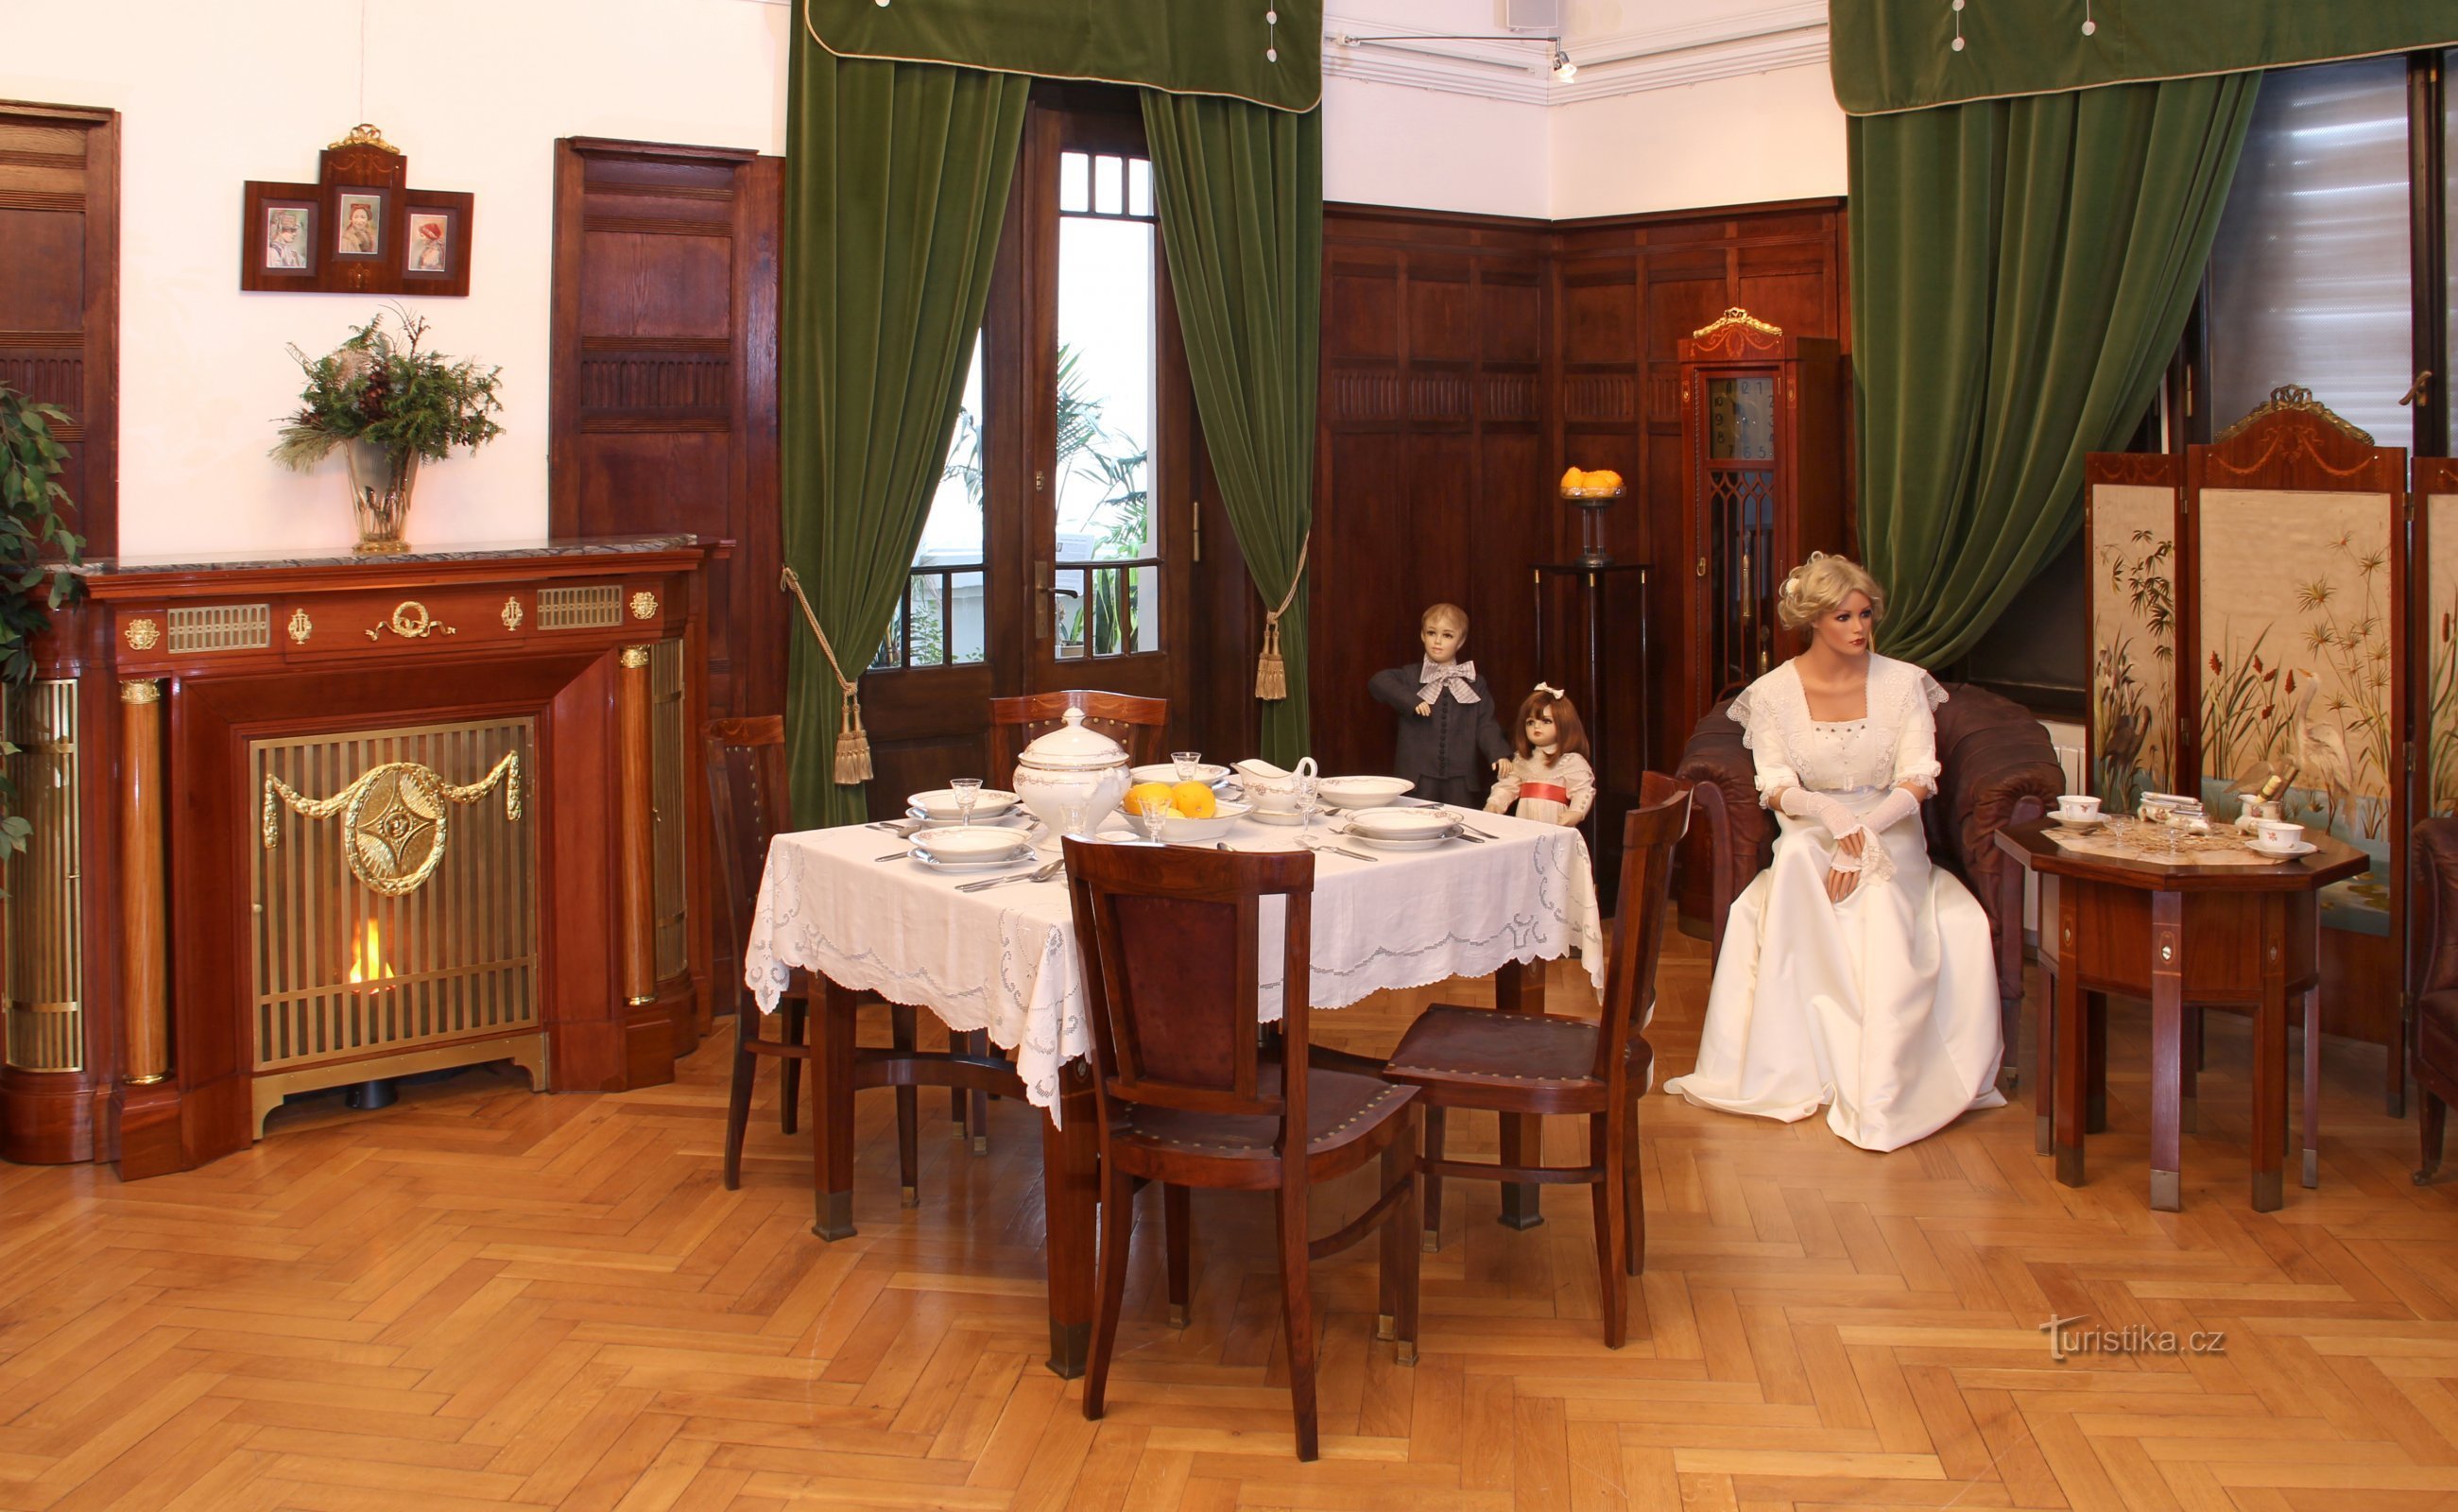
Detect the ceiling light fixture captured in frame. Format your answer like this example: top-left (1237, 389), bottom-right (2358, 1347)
top-left (1552, 48), bottom-right (1578, 81)
top-left (1332, 30), bottom-right (1579, 82)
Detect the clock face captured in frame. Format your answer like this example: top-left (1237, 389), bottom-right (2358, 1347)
top-left (1707, 376), bottom-right (1776, 461)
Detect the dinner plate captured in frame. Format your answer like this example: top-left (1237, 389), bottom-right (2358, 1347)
top-left (908, 787), bottom-right (1021, 820)
top-left (1129, 763), bottom-right (1234, 788)
top-left (2247, 838), bottom-right (2317, 858)
top-left (902, 807), bottom-right (1033, 832)
top-left (914, 826), bottom-right (1036, 862)
top-left (909, 847), bottom-right (1038, 874)
top-left (1344, 823), bottom-right (1459, 851)
top-left (1345, 807), bottom-right (1458, 840)
top-left (1246, 807), bottom-right (1310, 826)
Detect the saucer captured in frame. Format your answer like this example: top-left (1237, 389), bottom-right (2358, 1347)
top-left (2247, 838), bottom-right (2317, 858)
top-left (1246, 806), bottom-right (1310, 826)
top-left (909, 847), bottom-right (1037, 874)
top-left (2051, 811), bottom-right (2106, 831)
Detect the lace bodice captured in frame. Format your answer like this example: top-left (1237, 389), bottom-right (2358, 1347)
top-left (1727, 655), bottom-right (1948, 804)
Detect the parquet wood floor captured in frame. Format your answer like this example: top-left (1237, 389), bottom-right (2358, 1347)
top-left (7, 935), bottom-right (2458, 1510)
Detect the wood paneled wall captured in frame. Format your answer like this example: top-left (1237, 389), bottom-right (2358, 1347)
top-left (0, 102), bottom-right (117, 558)
top-left (549, 137), bottom-right (782, 720)
top-left (1313, 197), bottom-right (1849, 780)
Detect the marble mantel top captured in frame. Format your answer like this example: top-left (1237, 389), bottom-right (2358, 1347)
top-left (72, 533), bottom-right (702, 577)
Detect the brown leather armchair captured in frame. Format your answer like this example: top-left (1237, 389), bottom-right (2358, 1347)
top-left (2412, 820), bottom-right (2458, 1181)
top-left (1674, 681), bottom-right (2065, 1089)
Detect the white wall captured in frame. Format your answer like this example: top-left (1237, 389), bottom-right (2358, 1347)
top-left (1321, 76), bottom-right (1551, 220)
top-left (1550, 61), bottom-right (1845, 220)
top-left (5, 0), bottom-right (1843, 556)
top-left (1, 0), bottom-right (790, 558)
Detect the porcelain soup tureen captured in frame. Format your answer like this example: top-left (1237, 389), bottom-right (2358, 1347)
top-left (1012, 707), bottom-right (1132, 840)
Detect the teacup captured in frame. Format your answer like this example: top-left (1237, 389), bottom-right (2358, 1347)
top-left (2055, 795), bottom-right (2101, 821)
top-left (2254, 818), bottom-right (2306, 850)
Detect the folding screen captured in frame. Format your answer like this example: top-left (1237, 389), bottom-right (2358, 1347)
top-left (2086, 452), bottom-right (2182, 812)
top-left (2423, 458), bottom-right (2458, 823)
top-left (2086, 386), bottom-right (2412, 1108)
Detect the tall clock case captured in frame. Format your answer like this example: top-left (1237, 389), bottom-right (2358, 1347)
top-left (1675, 308), bottom-right (1848, 731)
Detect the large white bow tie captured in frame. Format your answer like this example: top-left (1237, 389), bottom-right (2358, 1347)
top-left (1418, 660), bottom-right (1480, 706)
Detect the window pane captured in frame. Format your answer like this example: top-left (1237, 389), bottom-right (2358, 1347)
top-left (919, 336), bottom-right (987, 567)
top-left (1059, 151), bottom-right (1090, 214)
top-left (2209, 57), bottom-right (2413, 446)
top-left (1094, 153), bottom-right (1124, 215)
top-left (1127, 157), bottom-right (1153, 218)
top-left (1056, 215), bottom-right (1158, 582)
top-left (1054, 568), bottom-right (1088, 658)
top-left (947, 570), bottom-right (986, 664)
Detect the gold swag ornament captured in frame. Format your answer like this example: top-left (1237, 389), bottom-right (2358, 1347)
top-left (262, 753), bottom-right (523, 897)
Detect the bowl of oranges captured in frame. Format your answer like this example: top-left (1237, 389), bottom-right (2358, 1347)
top-left (1121, 780), bottom-right (1250, 842)
top-left (1559, 465), bottom-right (1625, 503)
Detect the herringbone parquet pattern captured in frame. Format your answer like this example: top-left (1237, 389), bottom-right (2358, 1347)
top-left (5, 936), bottom-right (2458, 1510)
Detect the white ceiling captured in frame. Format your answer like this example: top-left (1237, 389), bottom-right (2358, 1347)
top-left (1322, 0), bottom-right (1828, 104)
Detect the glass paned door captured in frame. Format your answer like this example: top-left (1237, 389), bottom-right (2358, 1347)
top-left (1702, 373), bottom-right (1778, 691)
top-left (1046, 146), bottom-right (1162, 662)
top-left (875, 337), bottom-right (989, 670)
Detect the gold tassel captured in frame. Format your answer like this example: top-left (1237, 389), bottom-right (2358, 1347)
top-left (1255, 614), bottom-right (1287, 700)
top-left (834, 686), bottom-right (873, 784)
top-left (782, 566), bottom-right (875, 790)
top-left (1255, 534), bottom-right (1308, 704)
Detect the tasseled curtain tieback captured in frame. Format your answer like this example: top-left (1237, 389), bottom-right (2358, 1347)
top-left (781, 566), bottom-right (874, 785)
top-left (1256, 534), bottom-right (1308, 702)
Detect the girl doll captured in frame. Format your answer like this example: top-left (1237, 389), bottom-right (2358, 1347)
top-left (1487, 683), bottom-right (1596, 826)
top-left (1367, 601), bottom-right (1513, 807)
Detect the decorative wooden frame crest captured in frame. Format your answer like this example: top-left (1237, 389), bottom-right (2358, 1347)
top-left (240, 125), bottom-right (472, 297)
top-left (1681, 306), bottom-right (1790, 362)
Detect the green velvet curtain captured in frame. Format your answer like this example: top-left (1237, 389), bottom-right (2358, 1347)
top-left (1830, 0), bottom-right (2453, 115)
top-left (1141, 92), bottom-right (1322, 766)
top-left (808, 0), bottom-right (1322, 113)
top-left (1853, 73), bottom-right (2260, 667)
top-left (782, 51), bottom-right (1029, 827)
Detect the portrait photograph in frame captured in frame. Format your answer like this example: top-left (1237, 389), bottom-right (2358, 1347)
top-left (400, 192), bottom-right (473, 296)
top-left (333, 190), bottom-right (385, 260)
top-left (239, 180), bottom-right (323, 291)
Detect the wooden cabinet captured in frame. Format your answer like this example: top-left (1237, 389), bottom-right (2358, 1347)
top-left (1675, 309), bottom-right (1846, 728)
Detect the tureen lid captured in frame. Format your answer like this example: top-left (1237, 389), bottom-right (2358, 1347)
top-left (1016, 707), bottom-right (1127, 771)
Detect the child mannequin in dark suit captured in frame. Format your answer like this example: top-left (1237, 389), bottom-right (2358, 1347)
top-left (1367, 601), bottom-right (1512, 808)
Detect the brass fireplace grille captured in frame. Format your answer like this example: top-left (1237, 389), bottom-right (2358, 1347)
top-left (4, 680), bottom-right (81, 1073)
top-left (249, 717), bottom-right (542, 1130)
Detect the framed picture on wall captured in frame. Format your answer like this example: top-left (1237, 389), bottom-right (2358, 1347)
top-left (333, 190), bottom-right (386, 261)
top-left (239, 180), bottom-right (323, 291)
top-left (400, 191), bottom-right (472, 296)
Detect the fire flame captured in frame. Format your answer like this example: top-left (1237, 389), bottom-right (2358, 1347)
top-left (346, 919), bottom-right (394, 986)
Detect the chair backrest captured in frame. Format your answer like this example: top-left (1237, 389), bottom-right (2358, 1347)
top-left (703, 715), bottom-right (791, 973)
top-left (1062, 837), bottom-right (1315, 1128)
top-left (1594, 771), bottom-right (1692, 1085)
top-left (988, 691), bottom-right (1169, 780)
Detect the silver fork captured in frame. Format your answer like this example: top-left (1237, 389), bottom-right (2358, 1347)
top-left (1298, 833), bottom-right (1377, 864)
top-left (957, 856), bottom-right (1065, 893)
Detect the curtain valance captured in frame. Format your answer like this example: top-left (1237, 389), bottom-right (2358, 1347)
top-left (1831, 0), bottom-right (2454, 116)
top-left (805, 0), bottom-right (1322, 112)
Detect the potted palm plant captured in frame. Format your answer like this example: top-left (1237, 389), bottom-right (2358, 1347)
top-left (0, 382), bottom-right (85, 871)
top-left (270, 308), bottom-right (504, 555)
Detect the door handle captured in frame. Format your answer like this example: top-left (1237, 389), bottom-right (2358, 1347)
top-left (1034, 558), bottom-right (1054, 641)
top-left (2401, 370), bottom-right (2432, 407)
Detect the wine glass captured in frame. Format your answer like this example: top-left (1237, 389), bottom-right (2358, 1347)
top-left (1295, 772), bottom-right (1320, 835)
top-left (1173, 750), bottom-right (1204, 782)
top-left (1132, 790), bottom-right (1172, 846)
top-left (950, 777), bottom-right (982, 830)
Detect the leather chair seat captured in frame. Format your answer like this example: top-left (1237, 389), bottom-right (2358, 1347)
top-left (1121, 1064), bottom-right (1415, 1160)
top-left (1384, 1004), bottom-right (1653, 1093)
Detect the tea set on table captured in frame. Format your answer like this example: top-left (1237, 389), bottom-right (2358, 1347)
top-left (874, 706), bottom-right (1488, 887)
top-left (2048, 789), bottom-right (2316, 859)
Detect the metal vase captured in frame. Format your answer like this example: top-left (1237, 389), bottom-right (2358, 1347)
top-left (344, 441), bottom-right (420, 555)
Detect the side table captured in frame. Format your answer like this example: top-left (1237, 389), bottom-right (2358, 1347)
top-left (1996, 819), bottom-right (2369, 1212)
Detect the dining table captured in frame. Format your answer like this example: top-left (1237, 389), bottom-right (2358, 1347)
top-left (741, 799), bottom-right (1607, 1377)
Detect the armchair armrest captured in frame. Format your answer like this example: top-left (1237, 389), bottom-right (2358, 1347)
top-left (1933, 684), bottom-right (2066, 1005)
top-left (1675, 699), bottom-right (1774, 958)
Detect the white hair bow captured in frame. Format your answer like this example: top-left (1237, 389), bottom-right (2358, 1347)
top-left (1533, 681), bottom-right (1564, 698)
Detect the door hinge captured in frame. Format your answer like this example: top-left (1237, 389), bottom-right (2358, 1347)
top-left (1191, 498), bottom-right (1201, 564)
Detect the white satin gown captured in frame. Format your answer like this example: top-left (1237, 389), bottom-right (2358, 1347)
top-left (1664, 655), bottom-right (2006, 1152)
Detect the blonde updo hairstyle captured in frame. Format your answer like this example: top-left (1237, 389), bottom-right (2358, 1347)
top-left (1775, 552), bottom-right (1885, 634)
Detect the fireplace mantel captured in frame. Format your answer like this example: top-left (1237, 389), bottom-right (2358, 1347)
top-left (5, 534), bottom-right (713, 1177)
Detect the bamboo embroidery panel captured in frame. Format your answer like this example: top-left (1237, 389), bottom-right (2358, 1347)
top-left (2089, 482), bottom-right (2177, 814)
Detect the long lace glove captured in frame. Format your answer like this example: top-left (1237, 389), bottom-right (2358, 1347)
top-left (1843, 786), bottom-right (1924, 888)
top-left (1778, 786), bottom-right (1865, 847)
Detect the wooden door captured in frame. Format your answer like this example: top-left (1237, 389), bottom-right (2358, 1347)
top-left (0, 101), bottom-right (117, 558)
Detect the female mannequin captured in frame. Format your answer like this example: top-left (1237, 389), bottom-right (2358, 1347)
top-left (1663, 554), bottom-right (2005, 1151)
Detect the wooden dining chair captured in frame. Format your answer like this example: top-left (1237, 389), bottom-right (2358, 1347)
top-left (943, 691), bottom-right (1172, 1155)
top-left (705, 718), bottom-right (924, 1203)
top-left (1380, 771), bottom-right (1690, 1349)
top-left (1063, 837), bottom-right (1421, 1463)
top-left (987, 689), bottom-right (1170, 776)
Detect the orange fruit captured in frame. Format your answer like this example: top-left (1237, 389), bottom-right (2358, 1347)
top-left (1170, 782), bottom-right (1216, 819)
top-left (1125, 782), bottom-right (1177, 817)
top-left (1559, 466), bottom-right (1586, 490)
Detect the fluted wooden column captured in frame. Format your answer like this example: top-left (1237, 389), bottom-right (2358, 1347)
top-left (118, 679), bottom-right (167, 1085)
top-left (617, 646), bottom-right (656, 1007)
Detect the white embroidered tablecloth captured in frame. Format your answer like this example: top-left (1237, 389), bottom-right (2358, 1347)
top-left (741, 808), bottom-right (1607, 1118)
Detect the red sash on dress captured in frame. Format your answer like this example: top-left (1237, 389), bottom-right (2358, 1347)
top-left (1521, 782), bottom-right (1568, 804)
